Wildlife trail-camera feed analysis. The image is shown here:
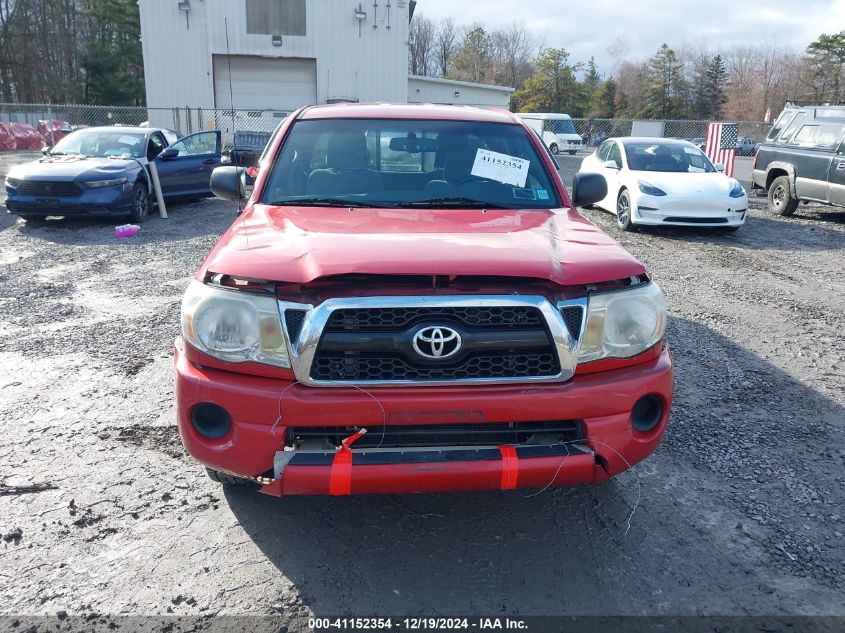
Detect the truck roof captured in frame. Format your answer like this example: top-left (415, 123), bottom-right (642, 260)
top-left (516, 113), bottom-right (573, 120)
top-left (299, 103), bottom-right (520, 124)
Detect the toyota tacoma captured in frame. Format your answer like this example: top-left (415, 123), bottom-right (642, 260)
top-left (175, 104), bottom-right (673, 496)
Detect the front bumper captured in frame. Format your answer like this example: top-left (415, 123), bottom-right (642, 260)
top-left (633, 195), bottom-right (746, 227)
top-left (174, 340), bottom-right (673, 496)
top-left (5, 184), bottom-right (134, 217)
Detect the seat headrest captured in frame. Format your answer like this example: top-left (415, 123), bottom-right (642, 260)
top-left (326, 132), bottom-right (368, 169)
top-left (442, 141), bottom-right (480, 183)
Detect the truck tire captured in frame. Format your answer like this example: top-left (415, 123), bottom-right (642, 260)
top-left (205, 467), bottom-right (255, 487)
top-left (767, 175), bottom-right (799, 216)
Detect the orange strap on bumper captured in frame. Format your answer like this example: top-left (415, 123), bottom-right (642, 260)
top-left (328, 429), bottom-right (367, 496)
top-left (499, 445), bottom-right (519, 490)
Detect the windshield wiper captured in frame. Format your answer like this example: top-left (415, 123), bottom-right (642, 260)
top-left (397, 196), bottom-right (513, 209)
top-left (267, 197), bottom-right (388, 208)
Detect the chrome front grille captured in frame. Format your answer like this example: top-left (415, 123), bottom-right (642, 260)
top-left (280, 296), bottom-right (583, 387)
top-left (311, 305), bottom-right (560, 382)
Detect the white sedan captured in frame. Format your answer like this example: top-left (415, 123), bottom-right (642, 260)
top-left (578, 137), bottom-right (747, 231)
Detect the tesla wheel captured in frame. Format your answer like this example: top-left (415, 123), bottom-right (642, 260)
top-left (128, 183), bottom-right (150, 223)
top-left (550, 143), bottom-right (559, 155)
top-left (767, 176), bottom-right (798, 217)
top-left (616, 189), bottom-right (635, 231)
top-left (205, 467), bottom-right (256, 487)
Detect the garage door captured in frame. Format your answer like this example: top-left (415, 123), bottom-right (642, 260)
top-left (213, 56), bottom-right (317, 110)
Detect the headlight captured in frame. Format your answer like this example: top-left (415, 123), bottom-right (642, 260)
top-left (729, 181), bottom-right (746, 198)
top-left (638, 181), bottom-right (667, 196)
top-left (578, 282), bottom-right (667, 363)
top-left (5, 177), bottom-right (21, 188)
top-left (85, 177), bottom-right (128, 188)
top-left (181, 280), bottom-right (290, 368)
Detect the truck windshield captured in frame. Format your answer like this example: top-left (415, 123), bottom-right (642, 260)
top-left (261, 119), bottom-right (561, 209)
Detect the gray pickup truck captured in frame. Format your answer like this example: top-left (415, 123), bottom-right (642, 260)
top-left (752, 105), bottom-right (845, 216)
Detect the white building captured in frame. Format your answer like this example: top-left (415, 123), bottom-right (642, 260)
top-left (138, 0), bottom-right (512, 130)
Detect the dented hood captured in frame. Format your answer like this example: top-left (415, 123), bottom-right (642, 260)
top-left (198, 204), bottom-right (645, 287)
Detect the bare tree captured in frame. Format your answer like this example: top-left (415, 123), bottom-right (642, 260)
top-left (433, 17), bottom-right (457, 78)
top-left (408, 14), bottom-right (435, 77)
top-left (489, 21), bottom-right (537, 89)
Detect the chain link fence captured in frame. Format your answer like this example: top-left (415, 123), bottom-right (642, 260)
top-left (0, 103), bottom-right (773, 184)
top-left (0, 103), bottom-right (292, 151)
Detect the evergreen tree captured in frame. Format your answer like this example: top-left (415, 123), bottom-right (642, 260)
top-left (512, 48), bottom-right (583, 114)
top-left (643, 44), bottom-right (686, 118)
top-left (705, 54), bottom-right (728, 119)
top-left (583, 57), bottom-right (602, 102)
top-left (448, 26), bottom-right (492, 84)
top-left (588, 78), bottom-right (617, 118)
top-left (81, 0), bottom-right (144, 105)
top-left (804, 30), bottom-right (845, 102)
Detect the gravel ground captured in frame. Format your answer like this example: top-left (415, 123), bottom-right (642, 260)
top-left (0, 151), bottom-right (843, 626)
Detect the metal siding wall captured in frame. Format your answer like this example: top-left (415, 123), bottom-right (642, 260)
top-left (142, 0), bottom-right (410, 109)
top-left (139, 0), bottom-right (214, 116)
top-left (408, 78), bottom-right (512, 109)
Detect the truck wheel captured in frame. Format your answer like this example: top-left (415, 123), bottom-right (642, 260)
top-left (549, 143), bottom-right (559, 155)
top-left (205, 467), bottom-right (255, 487)
top-left (768, 176), bottom-right (798, 216)
top-left (128, 183), bottom-right (150, 222)
top-left (616, 189), bottom-right (635, 231)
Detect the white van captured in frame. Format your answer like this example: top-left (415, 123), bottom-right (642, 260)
top-left (516, 113), bottom-right (583, 155)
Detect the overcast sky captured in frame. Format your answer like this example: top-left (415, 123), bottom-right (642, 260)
top-left (416, 0), bottom-right (845, 75)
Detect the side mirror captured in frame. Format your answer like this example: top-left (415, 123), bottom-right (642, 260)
top-left (572, 172), bottom-right (608, 208)
top-left (210, 166), bottom-right (246, 201)
top-left (715, 163), bottom-right (725, 172)
top-left (159, 147), bottom-right (179, 160)
top-left (603, 160), bottom-right (619, 170)
top-left (41, 147), bottom-right (50, 155)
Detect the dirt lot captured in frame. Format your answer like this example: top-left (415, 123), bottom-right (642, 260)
top-left (0, 152), bottom-right (843, 626)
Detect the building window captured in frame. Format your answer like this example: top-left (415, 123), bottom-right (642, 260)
top-left (246, 0), bottom-right (306, 36)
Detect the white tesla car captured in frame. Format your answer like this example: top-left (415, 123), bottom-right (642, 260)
top-left (578, 137), bottom-right (747, 231)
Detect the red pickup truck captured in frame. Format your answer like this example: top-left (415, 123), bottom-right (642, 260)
top-left (175, 104), bottom-right (672, 496)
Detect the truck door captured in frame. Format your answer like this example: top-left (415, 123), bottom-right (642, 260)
top-left (827, 134), bottom-right (845, 207)
top-left (789, 123), bottom-right (835, 202)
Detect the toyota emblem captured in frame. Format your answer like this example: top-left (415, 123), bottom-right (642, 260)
top-left (412, 326), bottom-right (462, 360)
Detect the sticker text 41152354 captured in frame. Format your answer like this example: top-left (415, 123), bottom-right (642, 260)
top-left (471, 149), bottom-right (530, 188)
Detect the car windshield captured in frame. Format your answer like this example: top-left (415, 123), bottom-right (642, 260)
top-left (50, 130), bottom-right (146, 159)
top-left (261, 118), bottom-right (560, 209)
top-left (623, 142), bottom-right (716, 173)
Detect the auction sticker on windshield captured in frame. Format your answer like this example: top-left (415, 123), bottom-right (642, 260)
top-left (471, 148), bottom-right (530, 187)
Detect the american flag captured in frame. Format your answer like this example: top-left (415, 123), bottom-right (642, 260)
top-left (704, 123), bottom-right (738, 177)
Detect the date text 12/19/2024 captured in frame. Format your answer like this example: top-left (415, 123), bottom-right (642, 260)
top-left (309, 618), bottom-right (528, 630)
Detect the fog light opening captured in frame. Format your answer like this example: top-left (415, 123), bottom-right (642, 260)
top-left (631, 394), bottom-right (663, 433)
top-left (191, 402), bottom-right (232, 439)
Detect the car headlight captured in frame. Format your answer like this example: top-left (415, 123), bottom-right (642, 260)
top-left (578, 282), bottom-right (667, 363)
top-left (638, 181), bottom-right (667, 196)
top-left (85, 177), bottom-right (128, 188)
top-left (729, 181), bottom-right (746, 198)
top-left (5, 177), bottom-right (21, 188)
top-left (181, 280), bottom-right (290, 368)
